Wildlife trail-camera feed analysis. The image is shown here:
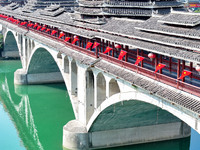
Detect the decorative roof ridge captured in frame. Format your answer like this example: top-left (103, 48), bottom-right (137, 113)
top-left (70, 14), bottom-right (106, 25)
top-left (171, 9), bottom-right (200, 15)
top-left (112, 17), bottom-right (145, 23)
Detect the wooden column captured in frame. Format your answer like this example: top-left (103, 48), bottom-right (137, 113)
top-left (90, 40), bottom-right (92, 51)
top-left (182, 60), bottom-right (185, 82)
top-left (141, 50), bottom-right (143, 67)
top-left (176, 59), bottom-right (181, 88)
top-left (86, 38), bottom-right (88, 47)
top-left (190, 62), bottom-right (193, 80)
top-left (79, 37), bottom-right (81, 47)
top-left (99, 39), bottom-right (102, 53)
top-left (159, 55), bottom-right (162, 74)
top-left (125, 45), bottom-right (128, 62)
top-left (169, 57), bottom-right (172, 72)
top-left (155, 54), bottom-right (158, 70)
top-left (108, 41), bottom-right (111, 56)
top-left (177, 59), bottom-right (181, 79)
top-left (112, 42), bottom-right (114, 57)
top-left (82, 38), bottom-right (84, 48)
top-left (102, 39), bottom-right (105, 53)
top-left (71, 34), bottom-right (73, 43)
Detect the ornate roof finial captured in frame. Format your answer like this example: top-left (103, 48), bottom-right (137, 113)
top-left (149, 0), bottom-right (152, 4)
top-left (170, 7), bottom-right (173, 12)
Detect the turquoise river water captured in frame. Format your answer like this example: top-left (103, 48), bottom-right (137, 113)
top-left (0, 60), bottom-right (200, 150)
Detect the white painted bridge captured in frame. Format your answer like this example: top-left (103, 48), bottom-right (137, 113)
top-left (1, 21), bottom-right (200, 150)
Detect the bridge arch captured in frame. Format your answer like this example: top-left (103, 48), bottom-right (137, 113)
top-left (3, 30), bottom-right (20, 57)
top-left (71, 59), bottom-right (78, 96)
top-left (86, 68), bottom-right (95, 122)
top-left (109, 78), bottom-right (120, 97)
top-left (26, 44), bottom-right (66, 86)
top-left (27, 47), bottom-right (61, 74)
top-left (96, 72), bottom-right (106, 108)
top-left (63, 55), bottom-right (69, 73)
top-left (87, 90), bottom-right (198, 133)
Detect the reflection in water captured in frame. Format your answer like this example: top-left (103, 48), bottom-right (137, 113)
top-left (0, 60), bottom-right (75, 150)
top-left (0, 60), bottom-right (199, 150)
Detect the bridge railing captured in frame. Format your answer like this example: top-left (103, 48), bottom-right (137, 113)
top-left (99, 53), bottom-right (200, 96)
top-left (28, 28), bottom-right (97, 58)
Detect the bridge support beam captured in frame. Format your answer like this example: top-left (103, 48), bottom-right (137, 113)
top-left (63, 120), bottom-right (190, 149)
top-left (14, 68), bottom-right (64, 85)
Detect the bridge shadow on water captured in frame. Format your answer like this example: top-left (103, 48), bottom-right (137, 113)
top-left (100, 137), bottom-right (190, 150)
top-left (0, 60), bottom-right (194, 150)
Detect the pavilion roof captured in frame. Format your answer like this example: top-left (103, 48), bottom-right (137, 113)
top-left (158, 11), bottom-right (200, 26)
top-left (1, 5), bottom-right (200, 63)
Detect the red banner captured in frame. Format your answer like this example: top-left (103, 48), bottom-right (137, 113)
top-left (135, 56), bottom-right (144, 65)
top-left (118, 50), bottom-right (127, 60)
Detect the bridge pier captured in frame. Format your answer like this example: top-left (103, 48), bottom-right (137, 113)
top-left (1, 51), bottom-right (20, 58)
top-left (63, 120), bottom-right (89, 150)
top-left (63, 120), bottom-right (190, 150)
top-left (14, 68), bottom-right (64, 85)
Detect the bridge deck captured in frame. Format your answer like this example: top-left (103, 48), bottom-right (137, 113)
top-left (1, 19), bottom-right (200, 117)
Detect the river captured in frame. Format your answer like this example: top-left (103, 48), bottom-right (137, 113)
top-left (0, 60), bottom-right (200, 150)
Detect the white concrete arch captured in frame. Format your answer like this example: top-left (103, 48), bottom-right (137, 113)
top-left (3, 29), bottom-right (20, 57)
top-left (109, 78), bottom-right (120, 97)
top-left (63, 55), bottom-right (70, 73)
top-left (71, 59), bottom-right (78, 96)
top-left (87, 90), bottom-right (200, 134)
top-left (96, 72), bottom-right (106, 108)
top-left (26, 43), bottom-right (62, 71)
top-left (25, 44), bottom-right (65, 84)
top-left (86, 68), bottom-right (95, 122)
top-left (4, 29), bottom-right (20, 49)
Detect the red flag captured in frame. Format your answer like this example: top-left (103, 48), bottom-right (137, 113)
top-left (20, 22), bottom-right (26, 25)
top-left (72, 38), bottom-right (79, 44)
top-left (41, 26), bottom-right (46, 31)
top-left (33, 23), bottom-right (38, 28)
top-left (12, 19), bottom-right (16, 23)
top-left (103, 47), bottom-right (112, 54)
top-left (154, 63), bottom-right (166, 73)
top-left (51, 30), bottom-right (57, 35)
top-left (118, 50), bottom-right (127, 60)
top-left (64, 37), bottom-right (70, 42)
top-left (27, 23), bottom-right (32, 27)
top-left (178, 70), bottom-right (191, 80)
top-left (45, 28), bottom-right (50, 32)
top-left (86, 42), bottom-right (93, 49)
top-left (92, 42), bottom-right (100, 49)
top-left (59, 32), bottom-right (65, 39)
top-left (134, 56), bottom-right (144, 65)
top-left (16, 20), bottom-right (20, 24)
top-left (37, 26), bottom-right (41, 30)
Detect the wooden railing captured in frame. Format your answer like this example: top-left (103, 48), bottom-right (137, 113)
top-left (99, 53), bottom-right (200, 96)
